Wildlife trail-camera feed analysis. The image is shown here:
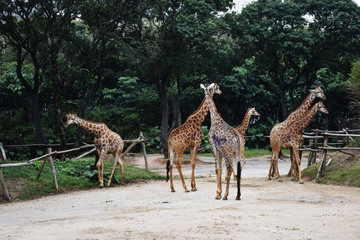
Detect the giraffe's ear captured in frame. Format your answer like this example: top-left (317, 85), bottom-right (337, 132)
top-left (200, 84), bottom-right (206, 90)
top-left (208, 83), bottom-right (215, 88)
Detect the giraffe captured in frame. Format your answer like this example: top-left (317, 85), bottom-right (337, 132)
top-left (269, 86), bottom-right (326, 177)
top-left (200, 83), bottom-right (243, 200)
top-left (166, 83), bottom-right (222, 192)
top-left (65, 113), bottom-right (124, 187)
top-left (268, 102), bottom-right (329, 183)
top-left (229, 107), bottom-right (260, 179)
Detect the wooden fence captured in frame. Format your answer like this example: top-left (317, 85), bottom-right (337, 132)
top-left (299, 128), bottom-right (360, 179)
top-left (0, 132), bottom-right (149, 201)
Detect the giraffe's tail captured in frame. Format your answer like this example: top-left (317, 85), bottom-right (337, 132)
top-left (166, 159), bottom-right (170, 182)
top-left (236, 160), bottom-right (242, 200)
top-left (166, 142), bottom-right (173, 182)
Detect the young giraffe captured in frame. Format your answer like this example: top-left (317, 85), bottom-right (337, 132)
top-left (201, 83), bottom-right (243, 200)
top-left (65, 114), bottom-right (124, 187)
top-left (269, 86), bottom-right (326, 177)
top-left (269, 102), bottom-right (329, 183)
top-left (166, 83), bottom-right (222, 192)
top-left (229, 107), bottom-right (260, 179)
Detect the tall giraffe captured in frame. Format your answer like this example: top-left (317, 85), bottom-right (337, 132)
top-left (201, 83), bottom-right (243, 200)
top-left (269, 102), bottom-right (328, 183)
top-left (166, 83), bottom-right (222, 192)
top-left (65, 114), bottom-right (124, 187)
top-left (229, 107), bottom-right (260, 178)
top-left (269, 86), bottom-right (326, 176)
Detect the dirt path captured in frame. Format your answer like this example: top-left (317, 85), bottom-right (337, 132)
top-left (1, 156), bottom-right (360, 240)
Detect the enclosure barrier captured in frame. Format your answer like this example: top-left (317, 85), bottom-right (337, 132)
top-left (299, 129), bottom-right (360, 179)
top-left (0, 132), bottom-right (148, 201)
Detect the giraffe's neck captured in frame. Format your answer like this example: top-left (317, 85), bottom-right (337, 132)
top-left (76, 117), bottom-right (105, 137)
top-left (286, 93), bottom-right (315, 122)
top-left (293, 104), bottom-right (318, 134)
top-left (204, 94), bottom-right (222, 125)
top-left (185, 97), bottom-right (209, 126)
top-left (236, 108), bottom-right (252, 135)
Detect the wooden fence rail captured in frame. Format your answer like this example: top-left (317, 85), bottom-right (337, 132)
top-left (299, 129), bottom-right (360, 180)
top-left (0, 132), bottom-right (149, 201)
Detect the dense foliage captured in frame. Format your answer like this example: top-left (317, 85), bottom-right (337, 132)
top-left (1, 0), bottom-right (360, 159)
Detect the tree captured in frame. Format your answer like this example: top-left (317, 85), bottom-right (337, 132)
top-left (349, 60), bottom-right (360, 123)
top-left (228, 0), bottom-right (360, 120)
top-left (68, 0), bottom-right (143, 145)
top-left (0, 1), bottom-right (49, 144)
top-left (126, 0), bottom-right (235, 157)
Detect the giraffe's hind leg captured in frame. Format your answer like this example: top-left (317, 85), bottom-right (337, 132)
top-left (190, 145), bottom-right (199, 192)
top-left (175, 147), bottom-right (189, 192)
top-left (222, 156), bottom-right (233, 201)
top-left (214, 152), bottom-right (222, 200)
top-left (168, 144), bottom-right (176, 192)
top-left (107, 149), bottom-right (124, 187)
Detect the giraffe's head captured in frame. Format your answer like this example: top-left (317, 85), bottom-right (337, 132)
top-left (209, 83), bottom-right (222, 97)
top-left (249, 107), bottom-right (260, 117)
top-left (200, 83), bottom-right (222, 96)
top-left (316, 102), bottom-right (329, 114)
top-left (65, 113), bottom-right (78, 127)
top-left (310, 86), bottom-right (326, 100)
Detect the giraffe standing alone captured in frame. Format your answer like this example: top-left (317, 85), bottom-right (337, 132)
top-left (65, 114), bottom-right (124, 187)
top-left (166, 83), bottom-right (222, 192)
top-left (269, 86), bottom-right (326, 178)
top-left (269, 102), bottom-right (329, 183)
top-left (201, 83), bottom-right (243, 200)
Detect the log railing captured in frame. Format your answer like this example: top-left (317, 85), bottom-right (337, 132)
top-left (0, 132), bottom-right (149, 201)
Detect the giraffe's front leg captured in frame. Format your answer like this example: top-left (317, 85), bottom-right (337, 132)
top-left (268, 152), bottom-right (274, 180)
top-left (97, 151), bottom-right (107, 187)
top-left (293, 146), bottom-right (303, 184)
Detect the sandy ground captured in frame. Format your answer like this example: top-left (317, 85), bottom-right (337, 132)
top-left (1, 155), bottom-right (360, 240)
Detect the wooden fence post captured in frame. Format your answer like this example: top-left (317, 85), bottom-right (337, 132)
top-left (36, 148), bottom-right (58, 189)
top-left (47, 148), bottom-right (59, 190)
top-left (0, 146), bottom-right (7, 161)
top-left (0, 168), bottom-right (10, 201)
top-left (317, 130), bottom-right (328, 180)
top-left (310, 129), bottom-right (319, 165)
top-left (36, 155), bottom-right (49, 179)
top-left (140, 132), bottom-right (148, 171)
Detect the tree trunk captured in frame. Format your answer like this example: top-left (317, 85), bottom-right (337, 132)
top-left (53, 72), bottom-right (66, 150)
top-left (170, 93), bottom-right (182, 131)
top-left (279, 87), bottom-right (289, 120)
top-left (28, 91), bottom-right (48, 144)
top-left (157, 78), bottom-right (169, 159)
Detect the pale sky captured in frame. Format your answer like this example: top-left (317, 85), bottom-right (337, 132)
top-left (232, 0), bottom-right (360, 12)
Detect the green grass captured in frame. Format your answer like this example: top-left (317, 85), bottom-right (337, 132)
top-left (0, 157), bottom-right (165, 203)
top-left (302, 152), bottom-right (360, 187)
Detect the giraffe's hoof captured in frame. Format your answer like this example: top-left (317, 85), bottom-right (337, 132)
top-left (98, 185), bottom-right (103, 188)
top-left (171, 189), bottom-right (175, 192)
top-left (185, 189), bottom-right (190, 193)
top-left (215, 195), bottom-right (221, 200)
top-left (222, 197), bottom-right (228, 200)
top-left (299, 181), bottom-right (304, 184)
top-left (191, 188), bottom-right (197, 192)
top-left (278, 179), bottom-right (283, 182)
top-left (236, 196), bottom-right (241, 200)
top-left (267, 177), bottom-right (271, 180)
